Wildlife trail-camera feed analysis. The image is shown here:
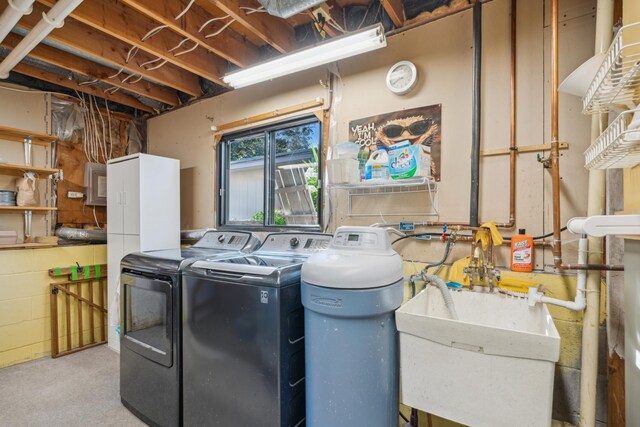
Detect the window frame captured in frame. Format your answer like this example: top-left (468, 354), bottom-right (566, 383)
top-left (217, 115), bottom-right (323, 231)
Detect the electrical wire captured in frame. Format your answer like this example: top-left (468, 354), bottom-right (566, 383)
top-left (174, 0), bottom-right (195, 20)
top-left (502, 226), bottom-right (568, 241)
top-left (141, 25), bottom-right (167, 42)
top-left (145, 59), bottom-right (168, 71)
top-left (205, 19), bottom-right (236, 38)
top-left (198, 15), bottom-right (230, 32)
top-left (92, 206), bottom-right (102, 229)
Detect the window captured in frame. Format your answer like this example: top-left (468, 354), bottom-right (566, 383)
top-left (218, 117), bottom-right (322, 229)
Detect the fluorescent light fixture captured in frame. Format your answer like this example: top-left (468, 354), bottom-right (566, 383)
top-left (223, 24), bottom-right (387, 89)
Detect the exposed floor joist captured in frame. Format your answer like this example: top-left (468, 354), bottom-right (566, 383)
top-left (11, 63), bottom-right (155, 113)
top-left (381, 0), bottom-right (405, 28)
top-left (37, 0), bottom-right (228, 86)
top-left (120, 0), bottom-right (260, 68)
top-left (203, 0), bottom-right (296, 53)
top-left (1, 33), bottom-right (178, 106)
top-left (14, 1), bottom-right (202, 96)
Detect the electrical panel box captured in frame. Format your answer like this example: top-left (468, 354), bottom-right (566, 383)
top-left (84, 162), bottom-right (107, 206)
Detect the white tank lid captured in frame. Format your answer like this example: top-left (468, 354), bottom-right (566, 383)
top-left (301, 226), bottom-right (404, 289)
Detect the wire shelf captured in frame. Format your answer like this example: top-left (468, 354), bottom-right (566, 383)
top-left (583, 22), bottom-right (640, 114)
top-left (330, 176), bottom-right (437, 190)
top-left (329, 177), bottom-right (439, 217)
top-left (584, 108), bottom-right (640, 169)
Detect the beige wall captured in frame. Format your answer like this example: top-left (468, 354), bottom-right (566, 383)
top-left (0, 84), bottom-right (51, 241)
top-left (148, 0), bottom-right (597, 270)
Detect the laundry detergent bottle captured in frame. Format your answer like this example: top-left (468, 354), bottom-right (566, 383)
top-left (510, 229), bottom-right (533, 272)
top-left (364, 149), bottom-right (389, 181)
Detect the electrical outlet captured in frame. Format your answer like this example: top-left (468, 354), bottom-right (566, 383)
top-left (67, 191), bottom-right (84, 199)
top-left (311, 4), bottom-right (332, 22)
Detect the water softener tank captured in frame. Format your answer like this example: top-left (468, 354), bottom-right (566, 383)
top-left (301, 226), bottom-right (404, 427)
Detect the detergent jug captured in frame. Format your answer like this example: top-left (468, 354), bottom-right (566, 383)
top-left (364, 150), bottom-right (389, 181)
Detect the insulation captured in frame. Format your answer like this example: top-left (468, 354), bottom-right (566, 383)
top-left (257, 0), bottom-right (325, 19)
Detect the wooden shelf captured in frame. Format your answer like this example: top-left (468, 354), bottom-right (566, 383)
top-left (0, 206), bottom-right (57, 213)
top-left (0, 125), bottom-right (57, 146)
top-left (0, 163), bottom-right (59, 177)
top-left (0, 243), bottom-right (55, 250)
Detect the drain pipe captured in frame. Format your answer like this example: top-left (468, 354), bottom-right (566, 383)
top-left (469, 1), bottom-right (482, 228)
top-left (528, 237), bottom-right (587, 311)
top-left (548, 0), bottom-right (615, 424)
top-left (580, 1), bottom-right (614, 426)
top-left (0, 0), bottom-right (83, 78)
top-left (0, 0), bottom-right (34, 44)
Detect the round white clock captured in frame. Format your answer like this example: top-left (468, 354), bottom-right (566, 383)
top-left (386, 61), bottom-right (418, 95)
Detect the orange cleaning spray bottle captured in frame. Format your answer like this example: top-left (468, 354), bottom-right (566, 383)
top-left (510, 229), bottom-right (533, 272)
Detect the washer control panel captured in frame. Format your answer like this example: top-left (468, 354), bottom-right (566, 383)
top-left (193, 231), bottom-right (259, 251)
top-left (259, 233), bottom-right (332, 254)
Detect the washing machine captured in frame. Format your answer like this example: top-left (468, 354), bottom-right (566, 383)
top-left (182, 232), bottom-right (332, 427)
top-left (119, 230), bottom-right (261, 427)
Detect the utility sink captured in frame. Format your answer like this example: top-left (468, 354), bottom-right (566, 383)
top-left (396, 287), bottom-right (560, 427)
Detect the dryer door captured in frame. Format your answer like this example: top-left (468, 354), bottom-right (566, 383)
top-left (121, 271), bottom-right (173, 367)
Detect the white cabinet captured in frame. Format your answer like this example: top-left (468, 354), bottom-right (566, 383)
top-left (106, 153), bottom-right (180, 351)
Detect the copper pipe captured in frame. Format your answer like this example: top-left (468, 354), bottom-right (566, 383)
top-left (551, 0), bottom-right (563, 267)
top-left (548, 0), bottom-right (623, 272)
top-left (560, 263), bottom-right (623, 271)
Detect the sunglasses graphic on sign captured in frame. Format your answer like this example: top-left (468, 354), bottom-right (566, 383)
top-left (381, 119), bottom-right (433, 139)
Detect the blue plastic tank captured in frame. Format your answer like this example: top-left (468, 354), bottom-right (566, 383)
top-left (301, 226), bottom-right (404, 427)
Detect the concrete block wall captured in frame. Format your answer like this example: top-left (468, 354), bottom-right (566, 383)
top-left (0, 245), bottom-right (107, 368)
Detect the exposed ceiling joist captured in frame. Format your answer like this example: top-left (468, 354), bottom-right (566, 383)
top-left (381, 0), bottom-right (404, 28)
top-left (120, 0), bottom-right (260, 68)
top-left (204, 0), bottom-right (296, 53)
top-left (2, 33), bottom-right (178, 106)
top-left (14, 1), bottom-right (202, 96)
top-left (37, 0), bottom-right (228, 86)
top-left (12, 62), bottom-right (155, 113)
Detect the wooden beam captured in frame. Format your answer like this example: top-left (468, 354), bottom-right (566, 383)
top-left (381, 0), bottom-right (405, 28)
top-left (12, 63), bottom-right (156, 113)
top-left (14, 2), bottom-right (201, 96)
top-left (205, 0), bottom-right (296, 53)
top-left (480, 142), bottom-right (569, 157)
top-left (120, 0), bottom-right (260, 68)
top-left (1, 33), bottom-right (178, 106)
top-left (38, 0), bottom-right (229, 86)
top-left (214, 98), bottom-right (325, 135)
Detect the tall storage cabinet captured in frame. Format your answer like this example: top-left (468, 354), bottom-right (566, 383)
top-left (107, 153), bottom-right (180, 351)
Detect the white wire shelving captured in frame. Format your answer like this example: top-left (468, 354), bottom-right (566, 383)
top-left (582, 22), bottom-right (640, 114)
top-left (329, 177), bottom-right (439, 217)
top-left (584, 108), bottom-right (640, 169)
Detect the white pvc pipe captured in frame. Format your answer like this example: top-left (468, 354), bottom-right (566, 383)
top-left (581, 1), bottom-right (614, 425)
top-left (0, 0), bottom-right (34, 44)
top-left (0, 0), bottom-right (83, 79)
top-left (529, 237), bottom-right (588, 311)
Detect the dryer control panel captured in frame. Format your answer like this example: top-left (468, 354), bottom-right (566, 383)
top-left (193, 231), bottom-right (260, 252)
top-left (258, 233), bottom-right (332, 255)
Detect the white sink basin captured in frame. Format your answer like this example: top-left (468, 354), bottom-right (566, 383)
top-left (396, 287), bottom-right (560, 427)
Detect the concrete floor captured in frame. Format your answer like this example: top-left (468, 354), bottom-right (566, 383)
top-left (0, 345), bottom-right (144, 427)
